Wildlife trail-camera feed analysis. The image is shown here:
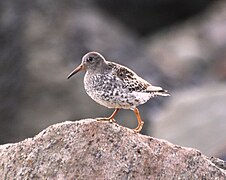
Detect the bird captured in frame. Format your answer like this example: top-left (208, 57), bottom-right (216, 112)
top-left (67, 52), bottom-right (169, 133)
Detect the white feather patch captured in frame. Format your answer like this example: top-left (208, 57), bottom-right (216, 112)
top-left (147, 85), bottom-right (163, 91)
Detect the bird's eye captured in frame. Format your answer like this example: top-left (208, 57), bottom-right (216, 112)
top-left (87, 57), bottom-right (94, 62)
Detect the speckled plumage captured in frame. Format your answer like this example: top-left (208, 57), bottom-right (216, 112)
top-left (67, 52), bottom-right (169, 132)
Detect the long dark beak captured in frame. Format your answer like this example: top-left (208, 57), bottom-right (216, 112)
top-left (67, 64), bottom-right (84, 79)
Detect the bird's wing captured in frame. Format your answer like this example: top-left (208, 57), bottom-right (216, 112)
top-left (107, 62), bottom-right (150, 92)
top-left (107, 61), bottom-right (169, 96)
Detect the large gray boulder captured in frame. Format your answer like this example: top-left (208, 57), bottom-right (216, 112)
top-left (153, 83), bottom-right (226, 157)
top-left (0, 119), bottom-right (225, 179)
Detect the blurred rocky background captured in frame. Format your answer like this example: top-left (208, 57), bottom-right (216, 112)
top-left (0, 0), bottom-right (225, 161)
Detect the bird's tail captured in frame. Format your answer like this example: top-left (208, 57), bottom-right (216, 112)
top-left (147, 85), bottom-right (170, 97)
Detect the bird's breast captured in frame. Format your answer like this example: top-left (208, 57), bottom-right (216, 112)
top-left (84, 72), bottom-right (116, 97)
top-left (84, 72), bottom-right (124, 106)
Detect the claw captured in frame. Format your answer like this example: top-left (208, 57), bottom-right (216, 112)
top-left (96, 108), bottom-right (119, 123)
top-left (96, 117), bottom-right (116, 123)
top-left (133, 121), bottom-right (144, 133)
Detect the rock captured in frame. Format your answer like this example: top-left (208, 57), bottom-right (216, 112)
top-left (0, 119), bottom-right (225, 179)
top-left (0, 0), bottom-right (28, 143)
top-left (96, 0), bottom-right (213, 36)
top-left (153, 83), bottom-right (226, 158)
top-left (144, 1), bottom-right (226, 160)
top-left (145, 1), bottom-right (226, 87)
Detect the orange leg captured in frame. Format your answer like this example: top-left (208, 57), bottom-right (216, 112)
top-left (96, 108), bottom-right (120, 122)
top-left (133, 108), bottom-right (144, 133)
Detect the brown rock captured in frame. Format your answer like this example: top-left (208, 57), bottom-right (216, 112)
top-left (0, 119), bottom-right (225, 179)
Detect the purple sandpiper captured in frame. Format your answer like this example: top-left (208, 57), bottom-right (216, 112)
top-left (67, 52), bottom-right (169, 133)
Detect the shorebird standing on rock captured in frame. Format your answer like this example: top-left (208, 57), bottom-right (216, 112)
top-left (67, 52), bottom-right (169, 133)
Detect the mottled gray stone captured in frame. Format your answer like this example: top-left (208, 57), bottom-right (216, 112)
top-left (0, 119), bottom-right (225, 179)
top-left (153, 83), bottom-right (226, 157)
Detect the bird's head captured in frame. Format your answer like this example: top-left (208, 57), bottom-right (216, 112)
top-left (67, 52), bottom-right (106, 79)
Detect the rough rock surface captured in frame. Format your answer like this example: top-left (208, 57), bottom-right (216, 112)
top-left (0, 119), bottom-right (225, 179)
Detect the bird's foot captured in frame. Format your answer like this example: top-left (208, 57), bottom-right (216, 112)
top-left (96, 117), bottom-right (116, 123)
top-left (133, 121), bottom-right (144, 133)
